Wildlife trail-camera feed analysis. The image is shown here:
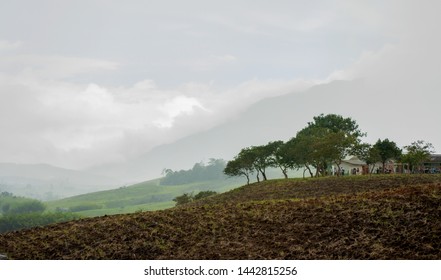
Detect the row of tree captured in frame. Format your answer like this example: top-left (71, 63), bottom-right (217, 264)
top-left (224, 114), bottom-right (435, 184)
top-left (161, 159), bottom-right (226, 185)
top-left (0, 192), bottom-right (46, 215)
top-left (0, 192), bottom-right (80, 233)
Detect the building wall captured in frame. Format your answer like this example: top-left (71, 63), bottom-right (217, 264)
top-left (333, 162), bottom-right (366, 175)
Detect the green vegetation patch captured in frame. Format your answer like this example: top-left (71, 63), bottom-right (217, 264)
top-left (0, 212), bottom-right (80, 233)
top-left (46, 178), bottom-right (242, 217)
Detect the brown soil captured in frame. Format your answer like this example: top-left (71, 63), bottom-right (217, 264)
top-left (0, 175), bottom-right (440, 259)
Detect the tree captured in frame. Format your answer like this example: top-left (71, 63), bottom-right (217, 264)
top-left (205, 158), bottom-right (227, 180)
top-left (308, 113), bottom-right (365, 138)
top-left (355, 143), bottom-right (382, 174)
top-left (293, 114), bottom-right (365, 177)
top-left (1, 199), bottom-right (46, 215)
top-left (373, 139), bottom-right (402, 173)
top-left (319, 130), bottom-right (357, 176)
top-left (248, 142), bottom-right (281, 181)
top-left (239, 147), bottom-right (262, 182)
top-left (285, 135), bottom-right (315, 178)
top-left (172, 192), bottom-right (194, 206)
top-left (401, 140), bottom-right (434, 173)
top-left (271, 140), bottom-right (293, 179)
top-left (160, 159), bottom-right (227, 185)
top-left (224, 149), bottom-right (255, 185)
top-left (298, 126), bottom-right (332, 177)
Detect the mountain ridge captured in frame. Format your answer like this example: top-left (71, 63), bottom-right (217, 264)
top-left (88, 79), bottom-right (363, 182)
top-left (0, 162), bottom-right (118, 200)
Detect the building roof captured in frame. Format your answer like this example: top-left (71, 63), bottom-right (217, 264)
top-left (428, 154), bottom-right (441, 163)
top-left (341, 156), bottom-right (366, 166)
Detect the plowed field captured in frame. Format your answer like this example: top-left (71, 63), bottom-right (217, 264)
top-left (0, 175), bottom-right (440, 259)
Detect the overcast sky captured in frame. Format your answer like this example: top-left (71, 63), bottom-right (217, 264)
top-left (1, 0), bottom-right (440, 169)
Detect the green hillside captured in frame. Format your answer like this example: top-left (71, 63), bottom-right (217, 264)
top-left (46, 177), bottom-right (245, 217)
top-left (1, 174), bottom-right (440, 259)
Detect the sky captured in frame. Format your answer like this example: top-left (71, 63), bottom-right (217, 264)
top-left (0, 0), bottom-right (440, 170)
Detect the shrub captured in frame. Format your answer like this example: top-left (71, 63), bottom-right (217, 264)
top-left (69, 203), bottom-right (103, 212)
top-left (173, 193), bottom-right (194, 206)
top-left (173, 190), bottom-right (218, 206)
top-left (0, 212), bottom-right (81, 233)
top-left (194, 190), bottom-right (218, 200)
top-left (1, 200), bottom-right (46, 215)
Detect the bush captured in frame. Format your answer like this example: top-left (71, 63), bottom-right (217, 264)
top-left (194, 190), bottom-right (218, 200)
top-left (173, 190), bottom-right (218, 206)
top-left (173, 193), bottom-right (194, 206)
top-left (0, 212), bottom-right (81, 233)
top-left (1, 199), bottom-right (46, 215)
top-left (9, 200), bottom-right (46, 214)
top-left (69, 203), bottom-right (103, 212)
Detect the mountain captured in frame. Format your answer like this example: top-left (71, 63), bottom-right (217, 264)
top-left (88, 79), bottom-right (369, 182)
top-left (0, 163), bottom-right (118, 200)
top-left (88, 76), bottom-right (440, 183)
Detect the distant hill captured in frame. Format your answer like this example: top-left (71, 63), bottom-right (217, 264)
top-left (0, 163), bottom-right (118, 200)
top-left (88, 79), bottom-right (366, 182)
top-left (1, 174), bottom-right (440, 259)
top-left (45, 176), bottom-right (245, 217)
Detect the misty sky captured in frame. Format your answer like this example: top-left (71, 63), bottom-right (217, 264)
top-left (1, 0), bottom-right (440, 169)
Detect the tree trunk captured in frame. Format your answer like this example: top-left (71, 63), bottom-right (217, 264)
top-left (335, 164), bottom-right (341, 177)
top-left (282, 169), bottom-right (288, 179)
top-left (304, 165), bottom-right (314, 178)
top-left (369, 164), bottom-right (376, 175)
top-left (278, 166), bottom-right (288, 179)
top-left (257, 167), bottom-right (267, 181)
top-left (314, 164), bottom-right (320, 177)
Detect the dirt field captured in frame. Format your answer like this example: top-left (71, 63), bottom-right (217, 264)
top-left (0, 175), bottom-right (440, 259)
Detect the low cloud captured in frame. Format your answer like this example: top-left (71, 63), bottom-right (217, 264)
top-left (1, 54), bottom-right (118, 79)
top-left (0, 40), bottom-right (22, 51)
top-left (2, 1), bottom-right (440, 170)
top-left (323, 1), bottom-right (441, 151)
top-left (0, 58), bottom-right (319, 169)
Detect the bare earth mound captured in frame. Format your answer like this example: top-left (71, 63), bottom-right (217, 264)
top-left (0, 175), bottom-right (440, 259)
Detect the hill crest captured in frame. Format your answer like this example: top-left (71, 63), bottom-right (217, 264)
top-left (1, 174), bottom-right (440, 260)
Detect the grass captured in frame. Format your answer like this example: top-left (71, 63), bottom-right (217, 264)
top-left (45, 177), bottom-right (244, 217)
top-left (74, 201), bottom-right (175, 217)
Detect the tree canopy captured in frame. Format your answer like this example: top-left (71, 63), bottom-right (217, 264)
top-left (224, 113), bottom-right (437, 181)
top-left (292, 114), bottom-right (365, 176)
top-left (401, 140), bottom-right (434, 173)
top-left (224, 147), bottom-right (256, 185)
top-left (161, 159), bottom-right (226, 185)
top-left (373, 139), bottom-right (402, 172)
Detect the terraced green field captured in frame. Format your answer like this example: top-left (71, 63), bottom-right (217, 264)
top-left (45, 177), bottom-right (244, 217)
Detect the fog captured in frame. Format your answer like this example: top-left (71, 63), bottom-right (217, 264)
top-left (0, 1), bottom-right (440, 182)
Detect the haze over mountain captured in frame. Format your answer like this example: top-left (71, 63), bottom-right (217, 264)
top-left (0, 163), bottom-right (119, 200)
top-left (88, 76), bottom-right (440, 183)
top-left (1, 1), bottom-right (440, 189)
